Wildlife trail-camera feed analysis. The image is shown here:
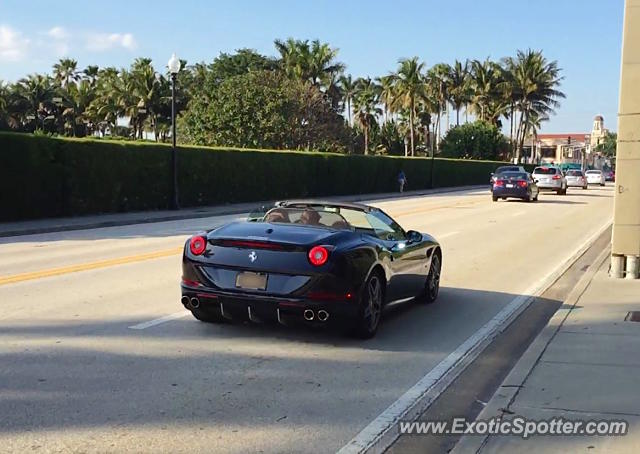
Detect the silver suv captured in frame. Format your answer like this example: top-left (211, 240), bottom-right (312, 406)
top-left (532, 166), bottom-right (567, 195)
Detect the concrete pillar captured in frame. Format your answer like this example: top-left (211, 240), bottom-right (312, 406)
top-left (611, 0), bottom-right (640, 278)
top-left (611, 255), bottom-right (625, 278)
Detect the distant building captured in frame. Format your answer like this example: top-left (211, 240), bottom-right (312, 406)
top-left (523, 115), bottom-right (610, 169)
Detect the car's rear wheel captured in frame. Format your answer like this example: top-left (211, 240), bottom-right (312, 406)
top-left (492, 195), bottom-right (498, 202)
top-left (418, 253), bottom-right (441, 304)
top-left (191, 306), bottom-right (225, 323)
top-left (351, 273), bottom-right (383, 339)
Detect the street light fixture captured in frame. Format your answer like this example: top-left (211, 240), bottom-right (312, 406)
top-left (168, 53), bottom-right (181, 210)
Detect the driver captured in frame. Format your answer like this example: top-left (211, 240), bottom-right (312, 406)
top-left (264, 208), bottom-right (291, 223)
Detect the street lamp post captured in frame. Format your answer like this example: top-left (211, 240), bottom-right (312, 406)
top-left (583, 134), bottom-right (590, 172)
top-left (168, 53), bottom-right (182, 210)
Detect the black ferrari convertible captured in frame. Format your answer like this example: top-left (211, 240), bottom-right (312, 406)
top-left (180, 200), bottom-right (441, 338)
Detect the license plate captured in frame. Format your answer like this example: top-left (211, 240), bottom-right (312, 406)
top-left (236, 272), bottom-right (267, 290)
top-left (506, 183), bottom-right (514, 188)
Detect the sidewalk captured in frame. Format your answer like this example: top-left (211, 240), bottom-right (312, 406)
top-left (453, 247), bottom-right (640, 453)
top-left (0, 185), bottom-right (484, 237)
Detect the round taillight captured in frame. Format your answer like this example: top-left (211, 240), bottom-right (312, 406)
top-left (189, 236), bottom-right (207, 255)
top-left (308, 246), bottom-right (329, 266)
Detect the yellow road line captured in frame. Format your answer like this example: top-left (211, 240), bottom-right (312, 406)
top-left (0, 247), bottom-right (183, 286)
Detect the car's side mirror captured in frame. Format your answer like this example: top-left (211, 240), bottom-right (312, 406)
top-left (407, 230), bottom-right (422, 243)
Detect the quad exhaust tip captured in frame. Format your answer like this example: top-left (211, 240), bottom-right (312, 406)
top-left (303, 309), bottom-right (315, 321)
top-left (181, 296), bottom-right (190, 307)
top-left (189, 297), bottom-right (200, 309)
top-left (317, 310), bottom-right (329, 322)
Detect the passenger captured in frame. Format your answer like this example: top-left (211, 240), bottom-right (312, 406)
top-left (299, 209), bottom-right (321, 225)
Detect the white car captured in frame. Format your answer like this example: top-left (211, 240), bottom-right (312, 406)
top-left (565, 170), bottom-right (588, 189)
top-left (585, 170), bottom-right (606, 186)
top-left (532, 166), bottom-right (567, 195)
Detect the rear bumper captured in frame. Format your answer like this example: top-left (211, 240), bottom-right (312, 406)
top-left (180, 284), bottom-right (359, 324)
top-left (567, 180), bottom-right (586, 187)
top-left (492, 187), bottom-right (529, 198)
top-left (536, 181), bottom-right (563, 190)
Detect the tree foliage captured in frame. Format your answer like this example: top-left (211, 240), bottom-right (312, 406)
top-left (439, 121), bottom-right (509, 160)
top-left (179, 70), bottom-right (348, 151)
top-left (0, 40), bottom-right (565, 159)
top-left (595, 131), bottom-right (617, 158)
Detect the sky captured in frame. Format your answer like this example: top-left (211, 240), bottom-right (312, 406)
top-left (0, 0), bottom-right (624, 133)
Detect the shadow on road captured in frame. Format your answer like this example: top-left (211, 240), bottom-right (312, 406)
top-left (0, 285), bottom-right (564, 440)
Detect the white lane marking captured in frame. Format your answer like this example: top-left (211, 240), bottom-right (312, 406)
top-left (337, 219), bottom-right (612, 454)
top-left (129, 310), bottom-right (190, 330)
top-left (436, 231), bottom-right (459, 240)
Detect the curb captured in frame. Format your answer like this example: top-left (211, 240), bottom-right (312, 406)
top-left (0, 185), bottom-right (484, 238)
top-left (451, 239), bottom-right (612, 454)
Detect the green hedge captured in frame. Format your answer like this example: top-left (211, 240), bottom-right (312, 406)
top-left (0, 132), bottom-right (510, 222)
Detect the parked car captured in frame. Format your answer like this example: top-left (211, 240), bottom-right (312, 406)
top-left (181, 200), bottom-right (442, 339)
top-left (490, 165), bottom-right (527, 186)
top-left (585, 169), bottom-right (606, 186)
top-left (492, 171), bottom-right (539, 202)
top-left (565, 170), bottom-right (588, 189)
top-left (532, 166), bottom-right (568, 195)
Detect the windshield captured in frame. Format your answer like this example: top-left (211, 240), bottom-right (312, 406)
top-left (586, 170), bottom-right (601, 174)
top-left (533, 167), bottom-right (557, 175)
top-left (567, 170), bottom-right (583, 176)
top-left (497, 172), bottom-right (528, 179)
top-left (495, 166), bottom-right (520, 173)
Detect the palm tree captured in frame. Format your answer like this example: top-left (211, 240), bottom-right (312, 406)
top-left (83, 65), bottom-right (100, 86)
top-left (353, 77), bottom-right (381, 155)
top-left (87, 67), bottom-right (121, 136)
top-left (14, 74), bottom-right (55, 131)
top-left (507, 50), bottom-right (565, 161)
top-left (53, 58), bottom-right (79, 87)
top-left (339, 74), bottom-right (356, 126)
top-left (377, 75), bottom-right (396, 123)
top-left (309, 39), bottom-right (345, 86)
top-left (274, 38), bottom-right (344, 89)
top-left (62, 79), bottom-right (96, 136)
top-left (426, 63), bottom-right (449, 150)
top-left (389, 57), bottom-right (426, 156)
top-left (448, 60), bottom-right (471, 126)
top-left (522, 110), bottom-right (548, 163)
top-left (469, 59), bottom-right (500, 122)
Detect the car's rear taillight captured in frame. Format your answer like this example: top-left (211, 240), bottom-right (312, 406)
top-left (494, 180), bottom-right (505, 187)
top-left (308, 246), bottom-right (329, 266)
top-left (552, 174), bottom-right (562, 180)
top-left (517, 180), bottom-right (528, 188)
top-left (189, 236), bottom-right (207, 255)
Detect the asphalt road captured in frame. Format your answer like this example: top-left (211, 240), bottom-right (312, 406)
top-left (0, 185), bottom-right (614, 453)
